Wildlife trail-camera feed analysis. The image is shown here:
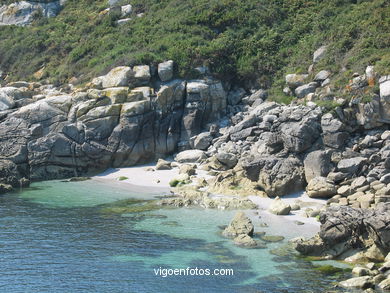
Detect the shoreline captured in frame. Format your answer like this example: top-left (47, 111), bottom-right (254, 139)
top-left (93, 164), bottom-right (325, 235)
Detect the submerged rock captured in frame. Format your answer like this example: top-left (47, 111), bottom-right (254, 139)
top-left (0, 183), bottom-right (13, 194)
top-left (233, 234), bottom-right (265, 248)
top-left (68, 177), bottom-right (91, 182)
top-left (261, 235), bottom-right (285, 242)
top-left (222, 212), bottom-right (254, 238)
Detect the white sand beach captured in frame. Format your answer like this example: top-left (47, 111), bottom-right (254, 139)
top-left (94, 164), bottom-right (180, 188)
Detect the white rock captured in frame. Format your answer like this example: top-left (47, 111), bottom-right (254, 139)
top-left (101, 66), bottom-right (133, 88)
top-left (121, 101), bottom-right (150, 117)
top-left (339, 276), bottom-right (373, 289)
top-left (380, 75), bottom-right (390, 100)
top-left (158, 60), bottom-right (174, 82)
top-left (121, 4), bottom-right (132, 17)
top-left (295, 82), bottom-right (318, 99)
top-left (314, 70), bottom-right (330, 82)
top-left (175, 150), bottom-right (206, 163)
top-left (313, 46), bottom-right (327, 63)
top-left (381, 130), bottom-right (390, 140)
top-left (0, 87), bottom-right (22, 110)
top-left (0, 0), bottom-right (64, 26)
top-left (352, 266), bottom-right (370, 276)
top-left (263, 114), bottom-right (277, 123)
top-left (133, 65), bottom-right (151, 82)
top-left (285, 74), bottom-right (308, 88)
top-left (306, 176), bottom-right (337, 198)
top-left (378, 277), bottom-right (390, 290)
top-left (268, 197), bottom-right (291, 215)
top-left (321, 78), bottom-right (330, 87)
top-left (366, 66), bottom-right (375, 81)
top-left (117, 18), bottom-right (131, 25)
top-left (0, 93), bottom-right (15, 111)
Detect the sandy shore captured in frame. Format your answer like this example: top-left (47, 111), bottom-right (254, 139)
top-left (94, 164), bottom-right (325, 232)
top-left (249, 193), bottom-right (325, 227)
top-left (94, 163), bottom-right (180, 188)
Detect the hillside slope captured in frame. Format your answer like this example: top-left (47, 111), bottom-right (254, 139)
top-left (0, 0), bottom-right (389, 90)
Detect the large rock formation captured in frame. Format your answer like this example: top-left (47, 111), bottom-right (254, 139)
top-left (242, 155), bottom-right (305, 197)
top-left (0, 63), bottom-right (229, 189)
top-left (294, 204), bottom-right (390, 258)
top-left (0, 60), bottom-right (390, 202)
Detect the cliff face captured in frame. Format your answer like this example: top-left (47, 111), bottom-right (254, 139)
top-left (0, 0), bottom-right (65, 26)
top-left (0, 62), bottom-right (228, 183)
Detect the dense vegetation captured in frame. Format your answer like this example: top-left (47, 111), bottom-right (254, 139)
top-left (0, 0), bottom-right (389, 90)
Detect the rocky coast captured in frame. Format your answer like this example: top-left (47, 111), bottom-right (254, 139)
top-left (1, 46), bottom-right (390, 290)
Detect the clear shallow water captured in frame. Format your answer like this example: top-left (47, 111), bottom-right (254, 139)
top-left (0, 180), bottom-right (349, 292)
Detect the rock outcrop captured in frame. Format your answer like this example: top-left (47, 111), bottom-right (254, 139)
top-left (0, 1), bottom-right (66, 26)
top-left (222, 212), bottom-right (254, 238)
top-left (0, 63), bottom-right (230, 191)
top-left (0, 59), bottom-right (390, 204)
top-left (294, 203), bottom-right (390, 258)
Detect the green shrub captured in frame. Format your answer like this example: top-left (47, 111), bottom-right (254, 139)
top-left (313, 265), bottom-right (345, 275)
top-left (169, 179), bottom-right (190, 187)
top-left (0, 0), bottom-right (388, 90)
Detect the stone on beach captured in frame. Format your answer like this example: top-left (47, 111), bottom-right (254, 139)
top-left (155, 159), bottom-right (172, 170)
top-left (339, 276), bottom-right (374, 289)
top-left (268, 197), bottom-right (291, 215)
top-left (306, 177), bottom-right (337, 198)
top-left (175, 150), bottom-right (206, 163)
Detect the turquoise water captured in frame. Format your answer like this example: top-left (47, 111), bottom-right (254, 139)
top-left (0, 180), bottom-right (349, 292)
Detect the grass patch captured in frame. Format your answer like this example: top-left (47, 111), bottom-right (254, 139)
top-left (315, 100), bottom-right (340, 112)
top-left (313, 264), bottom-right (351, 275)
top-left (118, 176), bottom-right (129, 181)
top-left (229, 185), bottom-right (243, 190)
top-left (169, 179), bottom-right (190, 187)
